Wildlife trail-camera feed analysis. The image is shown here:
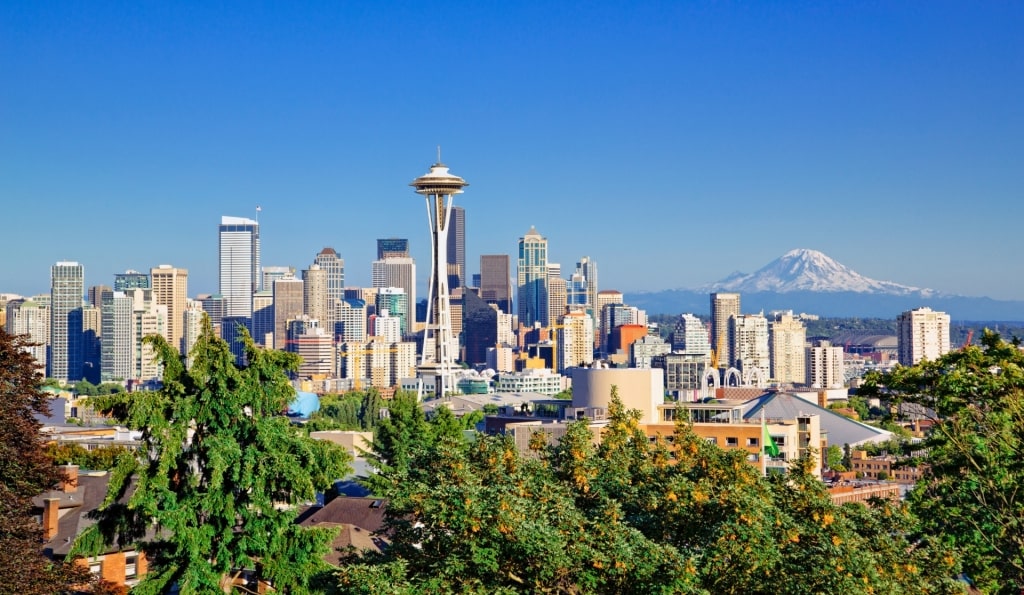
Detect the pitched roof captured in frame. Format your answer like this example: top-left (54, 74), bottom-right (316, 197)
top-left (743, 392), bottom-right (894, 447)
top-left (297, 496), bottom-right (388, 534)
top-left (297, 497), bottom-right (390, 562)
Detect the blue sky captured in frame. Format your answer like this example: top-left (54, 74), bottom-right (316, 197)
top-left (3, 2), bottom-right (1023, 301)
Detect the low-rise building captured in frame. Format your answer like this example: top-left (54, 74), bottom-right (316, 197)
top-left (849, 450), bottom-right (929, 484)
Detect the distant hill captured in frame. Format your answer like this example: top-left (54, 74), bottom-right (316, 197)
top-left (624, 249), bottom-right (1024, 320)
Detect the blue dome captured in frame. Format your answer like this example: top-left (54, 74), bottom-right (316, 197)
top-left (288, 391), bottom-right (320, 418)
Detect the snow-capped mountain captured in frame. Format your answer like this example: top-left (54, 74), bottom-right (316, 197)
top-left (625, 249), bottom-right (1023, 319)
top-left (702, 249), bottom-right (937, 296)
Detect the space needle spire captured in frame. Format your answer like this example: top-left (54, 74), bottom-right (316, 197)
top-left (410, 155), bottom-right (468, 399)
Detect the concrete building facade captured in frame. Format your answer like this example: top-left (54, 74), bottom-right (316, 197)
top-left (897, 307), bottom-right (951, 365)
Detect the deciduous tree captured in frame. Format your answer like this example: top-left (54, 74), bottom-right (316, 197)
top-left (863, 330), bottom-right (1024, 593)
top-left (0, 328), bottom-right (91, 594)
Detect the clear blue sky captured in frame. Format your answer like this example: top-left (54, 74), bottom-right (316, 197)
top-left (3, 2), bottom-right (1023, 301)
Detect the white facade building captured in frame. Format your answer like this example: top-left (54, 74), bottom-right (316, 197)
top-left (730, 313), bottom-right (770, 382)
top-left (806, 340), bottom-right (845, 389)
top-left (897, 307), bottom-right (951, 366)
top-left (218, 216), bottom-right (260, 320)
top-left (769, 311), bottom-right (807, 384)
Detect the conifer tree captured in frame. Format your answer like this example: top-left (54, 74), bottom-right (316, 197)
top-left (72, 319), bottom-right (351, 593)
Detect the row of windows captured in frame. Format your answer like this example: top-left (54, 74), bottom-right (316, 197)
top-left (703, 436), bottom-right (762, 448)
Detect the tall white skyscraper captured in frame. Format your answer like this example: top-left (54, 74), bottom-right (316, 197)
top-left (769, 311), bottom-right (807, 384)
top-left (218, 216), bottom-right (260, 321)
top-left (557, 310), bottom-right (594, 373)
top-left (730, 313), bottom-right (770, 381)
top-left (5, 298), bottom-right (48, 371)
top-left (49, 261), bottom-right (84, 381)
top-left (806, 340), bottom-right (845, 389)
top-left (100, 290), bottom-right (133, 383)
top-left (670, 313), bottom-right (711, 356)
top-left (897, 307), bottom-right (951, 366)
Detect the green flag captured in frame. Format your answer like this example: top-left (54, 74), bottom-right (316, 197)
top-left (763, 424), bottom-right (780, 458)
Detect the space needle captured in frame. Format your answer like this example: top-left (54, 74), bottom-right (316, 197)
top-left (410, 153), bottom-right (468, 399)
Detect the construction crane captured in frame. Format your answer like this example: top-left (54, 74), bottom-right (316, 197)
top-left (709, 333), bottom-right (725, 370)
top-left (962, 329), bottom-right (974, 350)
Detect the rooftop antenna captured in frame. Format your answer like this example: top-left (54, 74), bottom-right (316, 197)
top-left (437, 145), bottom-right (442, 164)
top-left (256, 205), bottom-right (262, 224)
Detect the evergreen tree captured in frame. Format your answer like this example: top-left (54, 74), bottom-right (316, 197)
top-left (71, 319), bottom-right (351, 593)
top-left (0, 328), bottom-right (91, 594)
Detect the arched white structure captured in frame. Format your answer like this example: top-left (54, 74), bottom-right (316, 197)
top-left (724, 367), bottom-right (743, 387)
top-left (743, 366), bottom-right (767, 388)
top-left (700, 367), bottom-right (721, 399)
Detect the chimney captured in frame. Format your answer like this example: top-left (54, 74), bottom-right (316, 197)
top-left (817, 390), bottom-right (827, 409)
top-left (59, 464), bottom-right (79, 493)
top-left (43, 497), bottom-right (60, 540)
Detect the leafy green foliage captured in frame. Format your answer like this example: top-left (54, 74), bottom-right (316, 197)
top-left (72, 379), bottom-right (126, 396)
top-left (70, 318), bottom-right (352, 593)
top-left (825, 444), bottom-right (845, 471)
top-left (0, 328), bottom-right (93, 594)
top-left (308, 390), bottom-right (387, 432)
top-left (43, 442), bottom-right (136, 471)
top-left (862, 330), bottom-right (1024, 593)
top-left (338, 385), bottom-right (960, 594)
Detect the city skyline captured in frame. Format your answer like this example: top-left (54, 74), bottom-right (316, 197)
top-left (3, 3), bottom-right (1023, 300)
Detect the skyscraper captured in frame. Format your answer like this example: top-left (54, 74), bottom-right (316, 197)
top-left (548, 267), bottom-right (567, 328)
top-left (897, 307), bottom-right (951, 366)
top-left (114, 270), bottom-right (150, 291)
top-left (218, 216), bottom-right (260, 320)
top-left (49, 261), bottom-right (84, 381)
top-left (807, 340), bottom-right (845, 389)
top-left (272, 276), bottom-right (304, 350)
top-left (100, 290), bottom-right (133, 383)
top-left (314, 248), bottom-right (345, 302)
top-left (302, 264), bottom-right (329, 326)
top-left (768, 311), bottom-right (806, 384)
top-left (446, 205), bottom-right (465, 289)
top-left (558, 310), bottom-right (594, 373)
top-left (570, 256), bottom-right (598, 323)
top-left (479, 254), bottom-right (512, 314)
top-left (377, 238), bottom-right (409, 259)
top-left (462, 289), bottom-right (498, 367)
top-left (730, 313), bottom-right (769, 381)
top-left (710, 292), bottom-right (741, 369)
top-left (151, 265), bottom-right (188, 353)
top-left (252, 290), bottom-right (274, 347)
top-left (375, 287), bottom-right (409, 337)
top-left (371, 257), bottom-right (416, 333)
top-left (5, 298), bottom-right (48, 371)
top-left (261, 266), bottom-right (293, 292)
top-left (670, 313), bottom-right (711, 357)
top-left (517, 226), bottom-right (548, 328)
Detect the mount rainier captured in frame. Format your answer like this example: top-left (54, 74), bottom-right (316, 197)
top-left (625, 249), bottom-right (1021, 320)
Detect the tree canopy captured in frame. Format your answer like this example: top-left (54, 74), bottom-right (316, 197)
top-left (336, 388), bottom-right (961, 594)
top-left (71, 318), bottom-right (352, 593)
top-left (862, 330), bottom-right (1024, 593)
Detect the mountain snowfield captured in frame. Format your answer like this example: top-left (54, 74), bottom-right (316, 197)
top-left (701, 248), bottom-right (939, 297)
